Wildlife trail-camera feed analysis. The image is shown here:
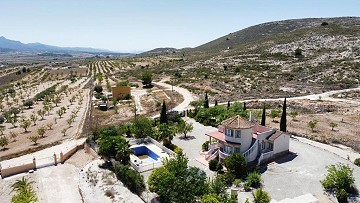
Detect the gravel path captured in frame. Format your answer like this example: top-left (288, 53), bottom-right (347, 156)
top-left (154, 81), bottom-right (195, 111)
top-left (217, 86), bottom-right (360, 107)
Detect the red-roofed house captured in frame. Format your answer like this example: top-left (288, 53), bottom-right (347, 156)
top-left (204, 113), bottom-right (290, 165)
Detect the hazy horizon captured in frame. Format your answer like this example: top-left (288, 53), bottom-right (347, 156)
top-left (1, 0), bottom-right (359, 53)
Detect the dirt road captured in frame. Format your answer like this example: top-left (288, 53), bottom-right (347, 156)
top-left (154, 81), bottom-right (195, 111)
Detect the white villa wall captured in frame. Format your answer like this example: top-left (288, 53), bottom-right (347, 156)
top-left (240, 128), bottom-right (252, 153)
top-left (225, 131), bottom-right (242, 143)
top-left (273, 134), bottom-right (290, 155)
top-left (256, 129), bottom-right (275, 141)
top-left (224, 128), bottom-right (252, 153)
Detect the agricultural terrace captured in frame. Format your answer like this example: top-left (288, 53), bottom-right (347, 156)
top-left (0, 63), bottom-right (91, 161)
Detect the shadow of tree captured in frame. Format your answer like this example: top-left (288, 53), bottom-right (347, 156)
top-left (178, 136), bottom-right (196, 140)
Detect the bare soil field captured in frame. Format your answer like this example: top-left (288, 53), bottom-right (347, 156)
top-left (46, 67), bottom-right (88, 78)
top-left (0, 77), bottom-right (91, 161)
top-left (250, 99), bottom-right (360, 153)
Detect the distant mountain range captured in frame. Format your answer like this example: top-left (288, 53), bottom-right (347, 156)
top-left (0, 36), bottom-right (123, 54)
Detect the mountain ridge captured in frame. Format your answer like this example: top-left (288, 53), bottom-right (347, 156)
top-left (139, 17), bottom-right (360, 55)
top-left (0, 36), bottom-right (119, 54)
top-left (194, 16), bottom-right (360, 52)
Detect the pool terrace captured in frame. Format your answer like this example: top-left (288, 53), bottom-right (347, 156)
top-left (129, 137), bottom-right (175, 173)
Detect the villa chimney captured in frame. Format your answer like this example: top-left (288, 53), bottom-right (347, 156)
top-left (249, 111), bottom-right (254, 122)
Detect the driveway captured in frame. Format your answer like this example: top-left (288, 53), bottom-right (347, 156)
top-left (154, 82), bottom-right (195, 112)
top-left (36, 163), bottom-right (82, 203)
top-left (174, 118), bottom-right (360, 203)
top-left (260, 138), bottom-right (360, 202)
top-left (172, 117), bottom-right (216, 177)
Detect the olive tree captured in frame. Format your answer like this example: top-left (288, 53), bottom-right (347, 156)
top-left (30, 113), bottom-right (38, 126)
top-left (37, 109), bottom-right (46, 120)
top-left (23, 99), bottom-right (34, 109)
top-left (28, 135), bottom-right (40, 145)
top-left (308, 120), bottom-right (318, 132)
top-left (0, 136), bottom-right (9, 150)
top-left (269, 109), bottom-right (280, 122)
top-left (20, 119), bottom-right (31, 133)
top-left (37, 126), bottom-right (46, 138)
top-left (330, 122), bottom-right (338, 131)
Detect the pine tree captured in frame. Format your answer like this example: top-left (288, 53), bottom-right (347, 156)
top-left (204, 92), bottom-right (209, 108)
top-left (160, 100), bottom-right (168, 124)
top-left (227, 101), bottom-right (230, 109)
top-left (261, 105), bottom-right (266, 126)
top-left (243, 102), bottom-right (247, 111)
top-left (280, 98), bottom-right (287, 132)
top-left (215, 100), bottom-right (218, 106)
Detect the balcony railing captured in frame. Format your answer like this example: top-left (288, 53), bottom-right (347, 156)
top-left (219, 150), bottom-right (229, 160)
top-left (242, 140), bottom-right (258, 162)
top-left (206, 149), bottom-right (219, 161)
top-left (257, 151), bottom-right (273, 165)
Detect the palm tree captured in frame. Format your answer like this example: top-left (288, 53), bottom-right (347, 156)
top-left (252, 188), bottom-right (271, 203)
top-left (11, 177), bottom-right (33, 193)
top-left (115, 141), bottom-right (133, 165)
top-left (11, 177), bottom-right (38, 203)
top-left (157, 123), bottom-right (175, 146)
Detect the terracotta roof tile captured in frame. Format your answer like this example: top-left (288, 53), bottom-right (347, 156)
top-left (267, 131), bottom-right (283, 141)
top-left (221, 115), bottom-right (254, 129)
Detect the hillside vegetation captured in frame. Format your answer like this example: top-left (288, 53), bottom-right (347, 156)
top-left (134, 17), bottom-right (360, 102)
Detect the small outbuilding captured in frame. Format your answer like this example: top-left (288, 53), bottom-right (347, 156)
top-left (112, 86), bottom-right (131, 100)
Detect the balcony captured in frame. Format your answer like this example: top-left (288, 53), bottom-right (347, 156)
top-left (219, 150), bottom-right (229, 160)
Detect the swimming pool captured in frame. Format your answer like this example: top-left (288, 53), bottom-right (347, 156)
top-left (132, 146), bottom-right (160, 162)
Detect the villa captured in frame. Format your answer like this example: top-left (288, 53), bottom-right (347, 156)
top-left (204, 113), bottom-right (290, 165)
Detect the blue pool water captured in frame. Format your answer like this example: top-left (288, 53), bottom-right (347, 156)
top-left (132, 146), bottom-right (160, 162)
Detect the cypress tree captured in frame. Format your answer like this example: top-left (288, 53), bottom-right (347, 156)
top-left (215, 100), bottom-right (218, 106)
top-left (261, 105), bottom-right (266, 126)
top-left (204, 92), bottom-right (209, 108)
top-left (243, 102), bottom-right (246, 111)
top-left (126, 125), bottom-right (131, 137)
top-left (227, 101), bottom-right (230, 109)
top-left (280, 98), bottom-right (287, 132)
top-left (160, 100), bottom-right (167, 124)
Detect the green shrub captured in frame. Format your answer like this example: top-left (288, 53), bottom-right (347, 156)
top-left (174, 146), bottom-right (183, 154)
top-left (209, 159), bottom-right (219, 171)
top-left (114, 164), bottom-right (145, 195)
top-left (216, 162), bottom-right (223, 171)
top-left (336, 189), bottom-right (348, 203)
top-left (320, 163), bottom-right (355, 193)
top-left (234, 179), bottom-right (242, 187)
top-left (294, 48), bottom-right (303, 57)
top-left (252, 188), bottom-right (271, 203)
top-left (354, 158), bottom-right (360, 167)
top-left (202, 141), bottom-right (210, 151)
top-left (220, 172), bottom-right (235, 186)
top-left (224, 153), bottom-right (247, 178)
top-left (246, 171), bottom-right (262, 188)
top-left (321, 22), bottom-right (329, 26)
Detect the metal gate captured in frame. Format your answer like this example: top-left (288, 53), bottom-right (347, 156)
top-left (36, 156), bottom-right (55, 169)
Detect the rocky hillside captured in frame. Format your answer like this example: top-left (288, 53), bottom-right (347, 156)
top-left (136, 17), bottom-right (360, 102)
top-left (194, 17), bottom-right (360, 52)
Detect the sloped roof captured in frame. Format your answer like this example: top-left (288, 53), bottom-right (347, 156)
top-left (267, 131), bottom-right (284, 141)
top-left (221, 115), bottom-right (254, 129)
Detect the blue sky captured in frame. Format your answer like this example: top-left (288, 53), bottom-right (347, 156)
top-left (0, 0), bottom-right (359, 52)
